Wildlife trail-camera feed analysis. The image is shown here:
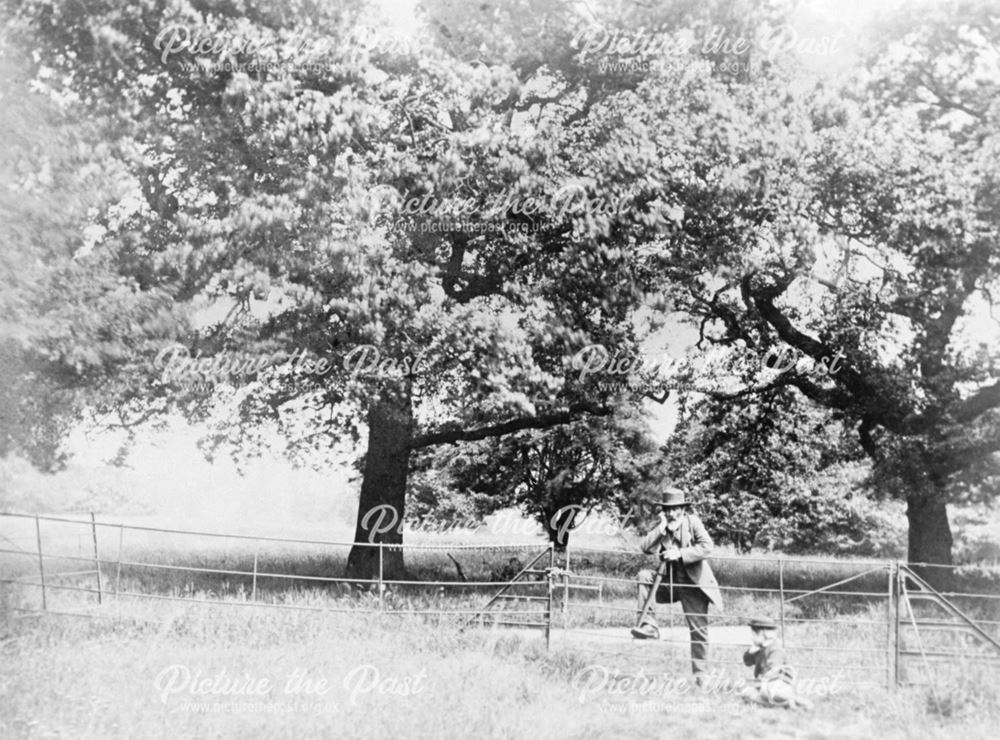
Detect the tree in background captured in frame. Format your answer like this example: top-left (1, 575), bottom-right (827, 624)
top-left (410, 409), bottom-right (659, 548)
top-left (662, 389), bottom-right (904, 556)
top-left (0, 31), bottom-right (182, 473)
top-left (641, 0), bottom-right (1000, 583)
top-left (843, 0), bottom-right (1000, 576)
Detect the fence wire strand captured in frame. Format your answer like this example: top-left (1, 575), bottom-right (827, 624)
top-left (4, 511), bottom-right (999, 692)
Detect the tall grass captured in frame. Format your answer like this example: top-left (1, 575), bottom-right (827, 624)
top-left (3, 532), bottom-right (999, 739)
top-left (3, 587), bottom-right (997, 739)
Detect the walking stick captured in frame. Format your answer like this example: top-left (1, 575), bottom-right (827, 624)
top-left (635, 559), bottom-right (670, 628)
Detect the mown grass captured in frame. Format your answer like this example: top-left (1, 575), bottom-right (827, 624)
top-left (2, 537), bottom-right (1000, 739)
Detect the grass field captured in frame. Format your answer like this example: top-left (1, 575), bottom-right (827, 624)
top-left (2, 595), bottom-right (998, 739)
top-left (2, 519), bottom-right (999, 738)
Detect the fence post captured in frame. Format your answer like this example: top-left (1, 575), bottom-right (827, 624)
top-left (90, 512), bottom-right (102, 605)
top-left (34, 515), bottom-right (46, 612)
top-left (545, 544), bottom-right (554, 650)
top-left (886, 561), bottom-right (895, 689)
top-left (893, 561), bottom-right (902, 687)
top-left (377, 543), bottom-right (384, 612)
top-left (251, 550), bottom-right (258, 602)
top-left (562, 542), bottom-right (570, 624)
top-left (114, 524), bottom-right (124, 600)
top-left (778, 555), bottom-right (785, 648)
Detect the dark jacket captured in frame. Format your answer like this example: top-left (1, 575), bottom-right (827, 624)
top-left (640, 513), bottom-right (722, 606)
top-left (743, 642), bottom-right (794, 681)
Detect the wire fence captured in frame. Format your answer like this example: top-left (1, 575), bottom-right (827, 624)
top-left (2, 511), bottom-right (999, 692)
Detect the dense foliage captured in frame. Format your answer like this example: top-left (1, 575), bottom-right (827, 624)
top-left (2, 0), bottom-right (997, 580)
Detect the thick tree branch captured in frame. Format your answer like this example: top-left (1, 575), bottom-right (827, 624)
top-left (410, 401), bottom-right (611, 449)
top-left (748, 276), bottom-right (913, 424)
top-left (927, 254), bottom-right (988, 379)
top-left (952, 381), bottom-right (1000, 424)
top-left (751, 277), bottom-right (829, 358)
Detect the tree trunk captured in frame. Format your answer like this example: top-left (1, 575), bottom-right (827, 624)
top-left (544, 509), bottom-right (570, 551)
top-left (345, 387), bottom-right (412, 582)
top-left (906, 491), bottom-right (953, 590)
top-left (543, 503), bottom-right (582, 551)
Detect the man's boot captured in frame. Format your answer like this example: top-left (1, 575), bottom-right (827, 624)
top-left (630, 623), bottom-right (660, 640)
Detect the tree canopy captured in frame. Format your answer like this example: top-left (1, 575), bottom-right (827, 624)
top-left (3, 0), bottom-right (998, 583)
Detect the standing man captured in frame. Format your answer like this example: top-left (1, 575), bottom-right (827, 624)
top-left (631, 487), bottom-right (722, 679)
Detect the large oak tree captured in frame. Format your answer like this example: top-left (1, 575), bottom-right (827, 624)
top-left (653, 0), bottom-right (1000, 583)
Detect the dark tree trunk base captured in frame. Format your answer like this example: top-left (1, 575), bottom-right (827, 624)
top-left (543, 505), bottom-right (579, 552)
top-left (906, 492), bottom-right (953, 591)
top-left (345, 387), bottom-right (412, 582)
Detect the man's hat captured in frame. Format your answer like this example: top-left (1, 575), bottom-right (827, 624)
top-left (748, 616), bottom-right (778, 630)
top-left (654, 487), bottom-right (689, 508)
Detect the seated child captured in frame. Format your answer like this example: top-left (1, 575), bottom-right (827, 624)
top-left (741, 616), bottom-right (812, 709)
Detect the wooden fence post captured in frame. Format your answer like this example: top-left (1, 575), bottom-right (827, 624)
top-left (562, 542), bottom-right (570, 623)
top-left (778, 556), bottom-right (786, 648)
top-left (886, 561), bottom-right (895, 689)
top-left (114, 524), bottom-right (124, 600)
top-left (545, 544), bottom-right (554, 650)
top-left (35, 515), bottom-right (46, 611)
top-left (90, 512), bottom-right (102, 605)
top-left (893, 561), bottom-right (902, 687)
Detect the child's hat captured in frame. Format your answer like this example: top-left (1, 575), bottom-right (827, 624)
top-left (748, 616), bottom-right (778, 630)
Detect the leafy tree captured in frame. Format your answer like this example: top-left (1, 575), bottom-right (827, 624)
top-left (0, 30), bottom-right (177, 471)
top-left (662, 388), bottom-right (875, 553)
top-left (9, 0), bottom-right (710, 578)
top-left (411, 409), bottom-right (659, 548)
top-left (777, 464), bottom-right (906, 559)
top-left (653, 0), bottom-right (1000, 583)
